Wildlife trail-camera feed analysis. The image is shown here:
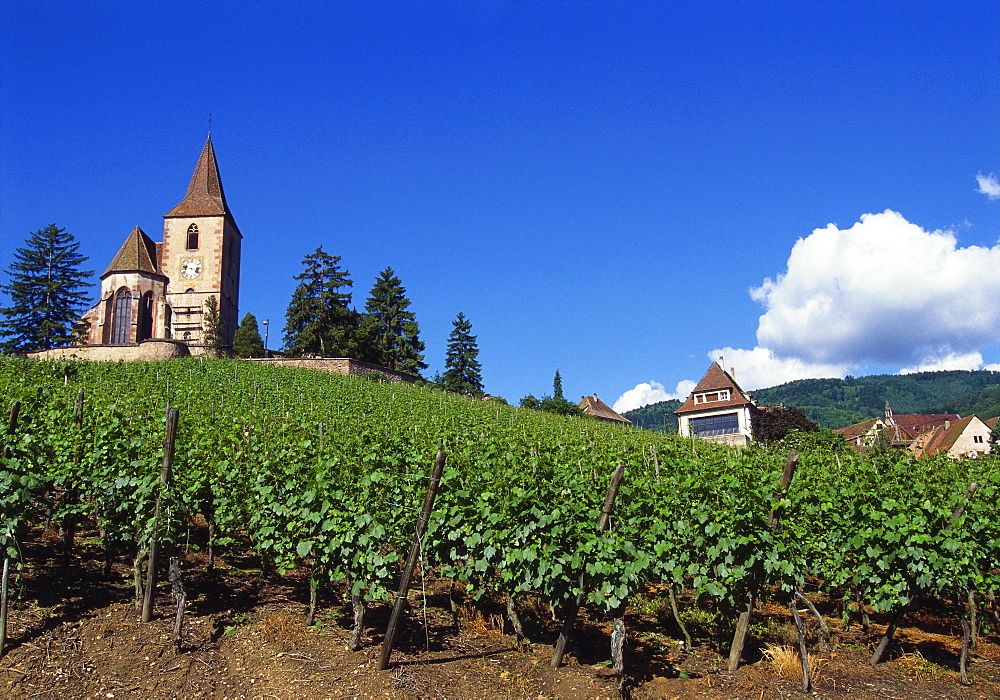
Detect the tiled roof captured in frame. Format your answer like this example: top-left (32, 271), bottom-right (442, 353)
top-left (909, 416), bottom-right (967, 458)
top-left (674, 362), bottom-right (754, 415)
top-left (103, 226), bottom-right (161, 277)
top-left (579, 395), bottom-right (632, 424)
top-left (892, 413), bottom-right (959, 435)
top-left (165, 136), bottom-right (230, 218)
top-left (835, 412), bottom-right (959, 447)
top-left (834, 417), bottom-right (880, 442)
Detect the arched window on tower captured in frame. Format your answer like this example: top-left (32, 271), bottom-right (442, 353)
top-left (137, 291), bottom-right (154, 342)
top-left (110, 288), bottom-right (133, 345)
top-left (186, 224), bottom-right (199, 250)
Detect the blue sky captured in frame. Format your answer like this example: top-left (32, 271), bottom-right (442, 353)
top-left (2, 1), bottom-right (998, 409)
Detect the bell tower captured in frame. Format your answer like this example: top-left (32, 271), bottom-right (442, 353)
top-left (161, 136), bottom-right (242, 347)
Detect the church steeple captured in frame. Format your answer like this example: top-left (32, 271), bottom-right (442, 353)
top-left (164, 136), bottom-right (230, 218)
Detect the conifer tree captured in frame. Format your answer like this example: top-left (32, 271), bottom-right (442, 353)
top-left (0, 224), bottom-right (93, 353)
top-left (283, 247), bottom-right (357, 357)
top-left (441, 312), bottom-right (483, 396)
top-left (232, 312), bottom-right (264, 358)
top-left (202, 295), bottom-right (225, 356)
top-left (553, 369), bottom-right (564, 399)
top-left (361, 267), bottom-right (426, 375)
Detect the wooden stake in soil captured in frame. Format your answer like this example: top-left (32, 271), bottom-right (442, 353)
top-left (2, 401), bottom-right (21, 658)
top-left (669, 585), bottom-right (693, 651)
top-left (377, 445), bottom-right (446, 671)
top-left (169, 557), bottom-right (185, 653)
top-left (728, 451), bottom-right (798, 672)
top-left (959, 617), bottom-right (971, 685)
top-left (3, 401), bottom-right (20, 459)
top-left (795, 590), bottom-right (830, 651)
top-left (61, 388), bottom-right (85, 553)
top-left (142, 407), bottom-right (179, 623)
top-left (551, 463), bottom-right (626, 669)
top-left (611, 606), bottom-right (627, 696)
top-left (0, 555), bottom-right (9, 658)
top-left (789, 596), bottom-right (811, 692)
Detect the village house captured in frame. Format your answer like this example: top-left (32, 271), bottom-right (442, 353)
top-left (674, 361), bottom-right (756, 446)
top-left (579, 395), bottom-right (632, 425)
top-left (909, 414), bottom-right (994, 459)
top-left (835, 403), bottom-right (995, 459)
top-left (834, 403), bottom-right (959, 450)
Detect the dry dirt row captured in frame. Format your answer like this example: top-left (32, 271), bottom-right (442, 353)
top-left (1, 536), bottom-right (999, 699)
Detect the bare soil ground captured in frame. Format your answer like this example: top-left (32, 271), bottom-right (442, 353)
top-left (2, 530), bottom-right (999, 699)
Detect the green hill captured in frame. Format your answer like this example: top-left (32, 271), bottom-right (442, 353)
top-left (623, 369), bottom-right (1000, 431)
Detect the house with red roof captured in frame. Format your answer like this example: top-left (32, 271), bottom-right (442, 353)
top-left (579, 395), bottom-right (632, 425)
top-left (909, 414), bottom-right (993, 459)
top-left (674, 361), bottom-right (756, 446)
top-left (834, 403), bottom-right (959, 450)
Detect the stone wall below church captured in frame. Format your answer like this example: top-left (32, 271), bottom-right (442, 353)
top-left (27, 340), bottom-right (191, 362)
top-left (246, 357), bottom-right (419, 383)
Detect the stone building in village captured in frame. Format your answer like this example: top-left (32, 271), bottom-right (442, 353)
top-left (72, 136), bottom-right (242, 356)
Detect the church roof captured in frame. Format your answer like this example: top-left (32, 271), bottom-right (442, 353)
top-left (165, 136), bottom-right (230, 218)
top-left (103, 226), bottom-right (161, 277)
top-left (579, 395), bottom-right (632, 424)
top-left (674, 362), bottom-right (755, 415)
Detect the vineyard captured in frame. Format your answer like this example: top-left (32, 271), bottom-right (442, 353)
top-left (1, 356), bottom-right (999, 698)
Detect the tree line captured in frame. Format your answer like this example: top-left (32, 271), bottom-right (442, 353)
top-left (0, 229), bottom-right (485, 397)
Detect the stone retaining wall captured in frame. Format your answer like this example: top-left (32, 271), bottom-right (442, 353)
top-left (246, 357), bottom-right (419, 383)
top-left (27, 340), bottom-right (191, 362)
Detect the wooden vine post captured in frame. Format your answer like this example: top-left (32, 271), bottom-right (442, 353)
top-left (62, 388), bottom-right (85, 553)
top-left (727, 450), bottom-right (798, 672)
top-left (142, 407), bottom-right (179, 623)
top-left (551, 463), bottom-right (626, 669)
top-left (377, 444), bottom-right (446, 671)
top-left (1, 401), bottom-right (21, 659)
top-left (0, 555), bottom-right (8, 659)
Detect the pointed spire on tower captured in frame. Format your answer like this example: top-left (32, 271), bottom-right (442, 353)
top-left (164, 136), bottom-right (230, 218)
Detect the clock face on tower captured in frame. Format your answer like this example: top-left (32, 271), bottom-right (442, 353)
top-left (181, 258), bottom-right (202, 279)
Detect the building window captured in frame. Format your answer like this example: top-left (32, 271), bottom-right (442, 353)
top-left (694, 390), bottom-right (730, 404)
top-left (137, 291), bottom-right (154, 342)
top-left (974, 435), bottom-right (984, 444)
top-left (690, 413), bottom-right (739, 436)
top-left (186, 224), bottom-right (199, 250)
top-left (110, 288), bottom-right (132, 344)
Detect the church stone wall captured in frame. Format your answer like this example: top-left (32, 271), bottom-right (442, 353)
top-left (28, 340), bottom-right (191, 362)
top-left (247, 357), bottom-right (419, 383)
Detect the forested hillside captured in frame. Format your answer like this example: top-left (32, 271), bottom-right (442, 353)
top-left (624, 399), bottom-right (681, 432)
top-left (624, 369), bottom-right (1000, 431)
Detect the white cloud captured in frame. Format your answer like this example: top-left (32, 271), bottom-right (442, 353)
top-left (750, 210), bottom-right (1000, 369)
top-left (977, 173), bottom-right (1000, 200)
top-left (899, 351), bottom-right (985, 374)
top-left (985, 363), bottom-right (1000, 372)
top-left (613, 379), bottom-right (695, 414)
top-left (708, 347), bottom-right (848, 391)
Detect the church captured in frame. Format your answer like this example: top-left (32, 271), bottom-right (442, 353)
top-left (78, 136), bottom-right (242, 354)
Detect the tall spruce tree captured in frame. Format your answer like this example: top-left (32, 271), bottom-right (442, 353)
top-left (232, 312), bottom-right (265, 358)
top-left (283, 246), bottom-right (357, 357)
top-left (361, 267), bottom-right (427, 374)
top-left (553, 370), bottom-right (564, 399)
top-left (0, 224), bottom-right (93, 353)
top-left (441, 312), bottom-right (483, 396)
